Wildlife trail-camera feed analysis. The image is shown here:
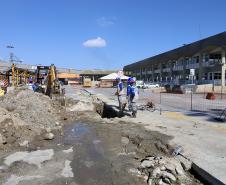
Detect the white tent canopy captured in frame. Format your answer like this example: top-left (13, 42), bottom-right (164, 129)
top-left (100, 73), bottom-right (129, 80)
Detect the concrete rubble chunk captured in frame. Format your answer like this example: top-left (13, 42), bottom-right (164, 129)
top-left (129, 168), bottom-right (142, 176)
top-left (148, 178), bottom-right (152, 185)
top-left (151, 167), bottom-right (161, 178)
top-left (180, 159), bottom-right (191, 171)
top-left (162, 177), bottom-right (171, 184)
top-left (61, 160), bottom-right (74, 177)
top-left (19, 140), bottom-right (29, 147)
top-left (140, 160), bottom-right (154, 168)
top-left (160, 166), bottom-right (166, 171)
top-left (145, 156), bottom-right (155, 161)
top-left (165, 163), bottom-right (176, 174)
top-left (0, 134), bottom-right (7, 144)
top-left (158, 179), bottom-right (163, 185)
top-left (45, 128), bottom-right (52, 133)
top-left (175, 166), bottom-right (184, 176)
top-left (162, 171), bottom-right (176, 182)
top-left (4, 149), bottom-right (54, 168)
top-left (121, 137), bottom-right (129, 145)
top-left (44, 132), bottom-right (55, 140)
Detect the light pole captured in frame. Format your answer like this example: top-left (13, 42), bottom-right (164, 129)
top-left (6, 45), bottom-right (14, 63)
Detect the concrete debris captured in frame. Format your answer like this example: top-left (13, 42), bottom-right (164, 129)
top-left (0, 133), bottom-right (7, 144)
top-left (158, 179), bottom-right (163, 185)
top-left (129, 168), bottom-right (142, 176)
top-left (45, 128), bottom-right (52, 133)
top-left (179, 157), bottom-right (192, 171)
top-left (175, 166), bottom-right (184, 176)
top-left (138, 155), bottom-right (189, 185)
top-left (63, 147), bottom-right (73, 153)
top-left (164, 163), bottom-right (176, 174)
top-left (162, 177), bottom-right (171, 184)
top-left (3, 175), bottom-right (43, 185)
top-left (151, 167), bottom-right (161, 178)
top-left (121, 136), bottom-right (130, 145)
top-left (19, 140), bottom-right (29, 147)
top-left (161, 171), bottom-right (176, 182)
top-left (4, 149), bottom-right (54, 168)
top-left (61, 160), bottom-right (74, 178)
top-left (148, 178), bottom-right (152, 185)
top-left (44, 132), bottom-right (55, 140)
top-left (140, 160), bottom-right (154, 168)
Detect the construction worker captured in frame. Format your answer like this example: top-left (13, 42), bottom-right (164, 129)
top-left (127, 77), bottom-right (132, 111)
top-left (128, 78), bottom-right (139, 118)
top-left (115, 77), bottom-right (125, 113)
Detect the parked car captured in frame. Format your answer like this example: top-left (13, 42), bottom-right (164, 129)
top-left (143, 83), bottom-right (160, 89)
top-left (136, 80), bottom-right (144, 88)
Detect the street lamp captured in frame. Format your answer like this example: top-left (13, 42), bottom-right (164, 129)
top-left (6, 45), bottom-right (14, 63)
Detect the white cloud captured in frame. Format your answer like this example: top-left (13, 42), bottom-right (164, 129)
top-left (83, 37), bottom-right (107, 48)
top-left (97, 17), bottom-right (116, 27)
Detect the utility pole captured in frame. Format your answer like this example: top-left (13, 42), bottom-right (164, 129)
top-left (6, 45), bottom-right (14, 63)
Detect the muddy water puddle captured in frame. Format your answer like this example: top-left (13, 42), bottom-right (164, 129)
top-left (64, 122), bottom-right (145, 185)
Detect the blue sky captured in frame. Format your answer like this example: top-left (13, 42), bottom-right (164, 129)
top-left (0, 0), bottom-right (226, 70)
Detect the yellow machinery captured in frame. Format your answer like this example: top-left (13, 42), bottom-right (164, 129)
top-left (11, 64), bottom-right (34, 87)
top-left (36, 64), bottom-right (61, 97)
top-left (83, 77), bottom-right (92, 87)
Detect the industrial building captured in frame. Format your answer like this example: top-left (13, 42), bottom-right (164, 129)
top-left (123, 31), bottom-right (226, 86)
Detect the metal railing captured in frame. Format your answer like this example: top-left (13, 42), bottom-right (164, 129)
top-left (138, 88), bottom-right (226, 116)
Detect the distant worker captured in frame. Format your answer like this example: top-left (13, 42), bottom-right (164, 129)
top-left (27, 80), bottom-right (34, 91)
top-left (128, 78), bottom-right (139, 118)
top-left (115, 77), bottom-right (125, 113)
top-left (127, 77), bottom-right (132, 111)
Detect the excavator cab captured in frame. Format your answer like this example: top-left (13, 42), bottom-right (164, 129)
top-left (35, 64), bottom-right (61, 97)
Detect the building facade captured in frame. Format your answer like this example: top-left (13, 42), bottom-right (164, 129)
top-left (123, 31), bottom-right (226, 86)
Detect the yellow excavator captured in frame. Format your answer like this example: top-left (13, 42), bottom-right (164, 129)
top-left (36, 64), bottom-right (61, 97)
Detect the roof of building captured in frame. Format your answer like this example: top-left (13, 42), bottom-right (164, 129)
top-left (0, 61), bottom-right (116, 75)
top-left (78, 70), bottom-right (117, 75)
top-left (100, 73), bottom-right (129, 80)
top-left (124, 31), bottom-right (226, 70)
top-left (58, 73), bottom-right (80, 79)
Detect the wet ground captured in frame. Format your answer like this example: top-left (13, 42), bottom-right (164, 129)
top-left (0, 109), bottom-right (202, 185)
top-left (64, 121), bottom-right (146, 185)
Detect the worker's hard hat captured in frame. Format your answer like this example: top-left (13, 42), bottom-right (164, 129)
top-left (127, 77), bottom-right (132, 82)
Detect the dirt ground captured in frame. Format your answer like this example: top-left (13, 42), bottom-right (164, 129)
top-left (0, 87), bottom-right (202, 185)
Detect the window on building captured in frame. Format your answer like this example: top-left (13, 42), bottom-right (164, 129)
top-left (203, 54), bottom-right (209, 62)
top-left (209, 72), bottom-right (213, 80)
top-left (204, 73), bottom-right (208, 80)
top-left (214, 73), bottom-right (221, 80)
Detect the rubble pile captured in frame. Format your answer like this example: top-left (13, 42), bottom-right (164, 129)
top-left (138, 155), bottom-right (196, 185)
top-left (0, 88), bottom-right (63, 148)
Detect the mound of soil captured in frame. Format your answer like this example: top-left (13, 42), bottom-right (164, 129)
top-left (0, 88), bottom-right (64, 149)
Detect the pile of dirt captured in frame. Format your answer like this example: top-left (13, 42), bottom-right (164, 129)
top-left (0, 88), bottom-right (64, 149)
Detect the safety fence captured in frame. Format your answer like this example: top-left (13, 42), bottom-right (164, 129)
top-left (138, 90), bottom-right (226, 115)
